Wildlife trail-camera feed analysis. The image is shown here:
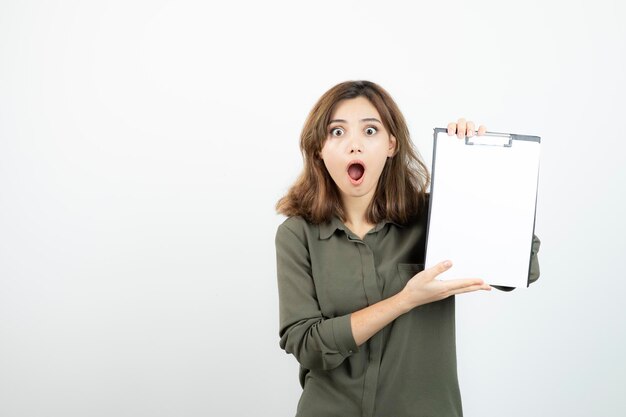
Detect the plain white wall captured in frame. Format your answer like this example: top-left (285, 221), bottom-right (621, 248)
top-left (1, 1), bottom-right (624, 416)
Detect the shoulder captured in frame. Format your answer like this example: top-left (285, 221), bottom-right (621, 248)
top-left (278, 215), bottom-right (311, 233)
top-left (276, 216), bottom-right (316, 243)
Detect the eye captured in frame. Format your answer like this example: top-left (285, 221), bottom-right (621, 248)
top-left (330, 127), bottom-right (344, 137)
top-left (365, 126), bottom-right (378, 136)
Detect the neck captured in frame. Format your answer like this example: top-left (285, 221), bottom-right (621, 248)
top-left (341, 193), bottom-right (374, 229)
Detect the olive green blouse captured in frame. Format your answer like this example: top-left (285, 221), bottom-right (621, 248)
top-left (275, 206), bottom-right (541, 417)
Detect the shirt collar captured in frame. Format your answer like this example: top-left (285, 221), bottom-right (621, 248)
top-left (318, 215), bottom-right (403, 240)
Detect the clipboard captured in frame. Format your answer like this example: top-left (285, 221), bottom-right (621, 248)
top-left (425, 128), bottom-right (541, 288)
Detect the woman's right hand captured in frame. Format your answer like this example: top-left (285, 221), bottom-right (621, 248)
top-left (399, 260), bottom-right (491, 311)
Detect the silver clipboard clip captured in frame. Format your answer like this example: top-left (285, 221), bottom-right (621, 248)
top-left (463, 131), bottom-right (541, 147)
top-left (465, 131), bottom-right (513, 147)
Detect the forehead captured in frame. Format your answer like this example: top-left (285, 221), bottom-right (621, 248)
top-left (329, 96), bottom-right (381, 121)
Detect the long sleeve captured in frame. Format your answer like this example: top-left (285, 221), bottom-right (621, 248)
top-left (528, 234), bottom-right (541, 284)
top-left (275, 222), bottom-right (358, 371)
top-left (493, 234), bottom-right (541, 292)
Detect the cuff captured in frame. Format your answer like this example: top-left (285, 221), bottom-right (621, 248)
top-left (332, 314), bottom-right (359, 355)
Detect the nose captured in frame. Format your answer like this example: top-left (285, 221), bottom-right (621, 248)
top-left (349, 138), bottom-right (363, 154)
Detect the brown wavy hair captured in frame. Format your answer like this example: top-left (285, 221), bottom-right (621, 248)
top-left (276, 80), bottom-right (430, 225)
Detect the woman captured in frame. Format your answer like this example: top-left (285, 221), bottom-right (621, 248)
top-left (275, 80), bottom-right (540, 417)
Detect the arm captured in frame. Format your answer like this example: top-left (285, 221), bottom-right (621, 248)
top-left (352, 261), bottom-right (493, 346)
top-left (276, 223), bottom-right (357, 371)
top-left (276, 223), bottom-right (490, 366)
top-left (529, 234), bottom-right (541, 284)
top-left (276, 221), bottom-right (411, 361)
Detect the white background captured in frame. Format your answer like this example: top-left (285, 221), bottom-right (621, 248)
top-left (1, 1), bottom-right (624, 416)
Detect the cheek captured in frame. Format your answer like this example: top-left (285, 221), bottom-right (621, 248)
top-left (321, 161), bottom-right (346, 186)
top-left (322, 158), bottom-right (343, 178)
top-left (371, 146), bottom-right (391, 172)
top-left (320, 139), bottom-right (335, 157)
top-left (320, 145), bottom-right (342, 172)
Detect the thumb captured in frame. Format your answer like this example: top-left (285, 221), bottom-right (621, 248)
top-left (422, 260), bottom-right (453, 281)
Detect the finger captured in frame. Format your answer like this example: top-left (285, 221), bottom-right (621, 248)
top-left (423, 260), bottom-right (453, 281)
top-left (447, 122), bottom-right (456, 136)
top-left (456, 118), bottom-right (466, 139)
top-left (466, 121), bottom-right (475, 137)
top-left (451, 283), bottom-right (492, 295)
top-left (443, 278), bottom-right (485, 292)
top-left (477, 125), bottom-right (487, 136)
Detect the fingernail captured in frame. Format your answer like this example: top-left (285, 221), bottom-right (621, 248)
top-left (443, 260), bottom-right (452, 267)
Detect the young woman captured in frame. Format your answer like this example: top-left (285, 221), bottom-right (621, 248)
top-left (275, 80), bottom-right (540, 417)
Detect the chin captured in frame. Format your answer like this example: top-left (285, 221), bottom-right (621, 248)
top-left (341, 185), bottom-right (373, 198)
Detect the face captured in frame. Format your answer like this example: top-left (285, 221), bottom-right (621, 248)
top-left (320, 96), bottom-right (396, 206)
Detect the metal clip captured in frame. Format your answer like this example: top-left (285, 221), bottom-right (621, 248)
top-left (465, 132), bottom-right (513, 147)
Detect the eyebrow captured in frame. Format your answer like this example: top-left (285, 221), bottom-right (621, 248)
top-left (328, 118), bottom-right (383, 124)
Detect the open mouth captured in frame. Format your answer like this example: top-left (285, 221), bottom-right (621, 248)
top-left (347, 161), bottom-right (365, 184)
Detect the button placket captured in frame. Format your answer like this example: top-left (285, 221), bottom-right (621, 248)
top-left (356, 242), bottom-right (384, 417)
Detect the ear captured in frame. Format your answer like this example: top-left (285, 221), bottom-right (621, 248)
top-left (387, 135), bottom-right (397, 157)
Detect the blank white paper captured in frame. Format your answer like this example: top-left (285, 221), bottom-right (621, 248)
top-left (425, 130), bottom-right (541, 288)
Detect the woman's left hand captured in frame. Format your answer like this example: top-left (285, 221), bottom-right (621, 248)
top-left (447, 118), bottom-right (487, 139)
